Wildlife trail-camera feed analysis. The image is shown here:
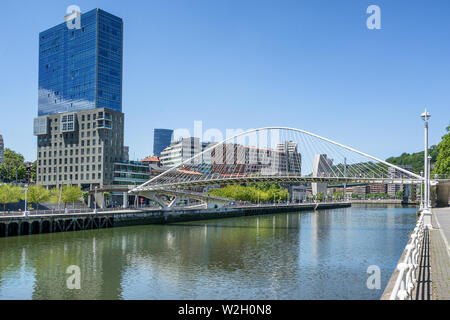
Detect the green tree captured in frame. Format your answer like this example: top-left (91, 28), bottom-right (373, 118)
top-left (27, 185), bottom-right (51, 210)
top-left (30, 161), bottom-right (37, 182)
top-left (0, 148), bottom-right (28, 182)
top-left (433, 125), bottom-right (450, 175)
top-left (395, 190), bottom-right (404, 199)
top-left (82, 191), bottom-right (90, 205)
top-left (60, 185), bottom-right (83, 208)
top-left (333, 191), bottom-right (343, 200)
top-left (0, 184), bottom-right (24, 211)
top-left (386, 146), bottom-right (439, 174)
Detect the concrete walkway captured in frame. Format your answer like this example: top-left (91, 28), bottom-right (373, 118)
top-left (428, 208), bottom-right (450, 300)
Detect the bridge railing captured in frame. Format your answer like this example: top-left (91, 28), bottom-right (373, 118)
top-left (389, 213), bottom-right (425, 300)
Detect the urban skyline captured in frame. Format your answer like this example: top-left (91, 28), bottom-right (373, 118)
top-left (0, 1), bottom-right (449, 162)
top-left (0, 1), bottom-right (449, 303)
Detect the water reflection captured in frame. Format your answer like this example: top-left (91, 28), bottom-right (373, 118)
top-left (0, 204), bottom-right (416, 300)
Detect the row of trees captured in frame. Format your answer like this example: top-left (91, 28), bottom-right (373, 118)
top-left (0, 184), bottom-right (83, 211)
top-left (433, 125), bottom-right (450, 174)
top-left (208, 182), bottom-right (290, 202)
top-left (0, 148), bottom-right (36, 182)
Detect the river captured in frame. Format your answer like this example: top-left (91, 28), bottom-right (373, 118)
top-left (0, 204), bottom-right (417, 300)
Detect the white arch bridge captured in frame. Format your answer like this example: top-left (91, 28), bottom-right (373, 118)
top-left (130, 127), bottom-right (448, 209)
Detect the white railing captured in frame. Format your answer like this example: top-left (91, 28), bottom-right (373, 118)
top-left (389, 213), bottom-right (425, 300)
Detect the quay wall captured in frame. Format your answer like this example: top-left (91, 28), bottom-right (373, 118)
top-left (0, 202), bottom-right (351, 238)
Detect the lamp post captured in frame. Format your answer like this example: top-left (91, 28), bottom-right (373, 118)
top-left (24, 184), bottom-right (29, 217)
top-left (420, 170), bottom-right (424, 210)
top-left (420, 109), bottom-right (432, 228)
top-left (428, 155), bottom-right (432, 208)
top-left (94, 186), bottom-right (98, 214)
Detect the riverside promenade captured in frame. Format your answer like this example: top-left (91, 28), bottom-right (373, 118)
top-left (427, 208), bottom-right (450, 300)
top-left (382, 207), bottom-right (450, 300)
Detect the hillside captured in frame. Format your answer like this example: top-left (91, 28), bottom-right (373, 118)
top-left (385, 145), bottom-right (439, 174)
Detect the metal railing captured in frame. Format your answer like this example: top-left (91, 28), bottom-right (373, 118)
top-left (389, 213), bottom-right (425, 300)
top-left (0, 204), bottom-right (161, 218)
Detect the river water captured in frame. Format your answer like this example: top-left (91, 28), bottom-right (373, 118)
top-left (0, 204), bottom-right (417, 300)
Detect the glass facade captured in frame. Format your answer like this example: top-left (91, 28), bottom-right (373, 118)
top-left (38, 9), bottom-right (122, 116)
top-left (153, 129), bottom-right (174, 156)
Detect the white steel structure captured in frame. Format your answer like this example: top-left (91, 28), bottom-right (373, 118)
top-left (131, 127), bottom-right (424, 200)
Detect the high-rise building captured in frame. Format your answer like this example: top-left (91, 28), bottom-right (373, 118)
top-left (311, 154), bottom-right (333, 195)
top-left (34, 8), bottom-right (126, 189)
top-left (160, 137), bottom-right (210, 168)
top-left (276, 142), bottom-right (302, 175)
top-left (0, 134), bottom-right (4, 164)
top-left (387, 165), bottom-right (413, 198)
top-left (153, 129), bottom-right (173, 157)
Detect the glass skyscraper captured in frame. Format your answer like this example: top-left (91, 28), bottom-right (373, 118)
top-left (153, 129), bottom-right (174, 156)
top-left (35, 8), bottom-right (127, 191)
top-left (38, 8), bottom-right (122, 116)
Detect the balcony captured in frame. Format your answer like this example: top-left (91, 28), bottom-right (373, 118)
top-left (97, 113), bottom-right (112, 121)
top-left (97, 121), bottom-right (112, 130)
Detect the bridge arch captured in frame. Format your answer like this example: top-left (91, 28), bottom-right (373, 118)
top-left (133, 127), bottom-right (423, 194)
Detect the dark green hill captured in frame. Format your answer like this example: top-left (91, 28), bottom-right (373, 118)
top-left (385, 145), bottom-right (439, 174)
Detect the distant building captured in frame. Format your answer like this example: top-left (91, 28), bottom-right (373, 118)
top-left (350, 185), bottom-right (370, 197)
top-left (312, 154), bottom-right (333, 195)
top-left (207, 142), bottom-right (301, 177)
top-left (140, 155), bottom-right (161, 166)
top-left (153, 129), bottom-right (173, 157)
top-left (387, 165), bottom-right (413, 197)
top-left (0, 134), bottom-right (4, 164)
top-left (160, 137), bottom-right (210, 168)
top-left (369, 184), bottom-right (387, 194)
top-left (276, 142), bottom-right (302, 175)
top-left (287, 184), bottom-right (307, 202)
top-left (112, 161), bottom-right (149, 186)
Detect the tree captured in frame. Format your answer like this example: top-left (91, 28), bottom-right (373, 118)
top-left (433, 125), bottom-right (450, 175)
top-left (27, 185), bottom-right (51, 210)
top-left (395, 190), bottom-right (404, 199)
top-left (59, 185), bottom-right (83, 208)
top-left (0, 184), bottom-right (24, 211)
top-left (386, 146), bottom-right (439, 174)
top-left (333, 191), bottom-right (343, 200)
top-left (0, 148), bottom-right (28, 182)
top-left (30, 161), bottom-right (37, 182)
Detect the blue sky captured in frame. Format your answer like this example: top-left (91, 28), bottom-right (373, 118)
top-left (0, 0), bottom-right (449, 161)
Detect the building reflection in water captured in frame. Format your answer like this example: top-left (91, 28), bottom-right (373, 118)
top-left (0, 205), bottom-right (417, 300)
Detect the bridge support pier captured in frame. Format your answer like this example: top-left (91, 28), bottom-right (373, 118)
top-left (123, 192), bottom-right (128, 209)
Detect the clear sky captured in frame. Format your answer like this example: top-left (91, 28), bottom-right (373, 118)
top-left (0, 0), bottom-right (449, 162)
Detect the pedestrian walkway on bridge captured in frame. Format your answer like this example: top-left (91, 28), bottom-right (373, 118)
top-left (413, 207), bottom-right (450, 300)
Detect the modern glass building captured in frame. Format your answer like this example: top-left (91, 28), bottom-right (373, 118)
top-left (153, 129), bottom-right (173, 156)
top-left (38, 8), bottom-right (123, 116)
top-left (35, 8), bottom-right (127, 194)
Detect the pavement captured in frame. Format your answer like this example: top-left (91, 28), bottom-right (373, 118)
top-left (428, 208), bottom-right (450, 300)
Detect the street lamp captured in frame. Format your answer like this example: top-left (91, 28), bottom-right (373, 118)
top-left (94, 186), bottom-right (98, 214)
top-left (428, 155), bottom-right (432, 208)
top-left (420, 109), bottom-right (432, 228)
top-left (24, 184), bottom-right (29, 216)
top-left (420, 170), bottom-right (424, 210)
